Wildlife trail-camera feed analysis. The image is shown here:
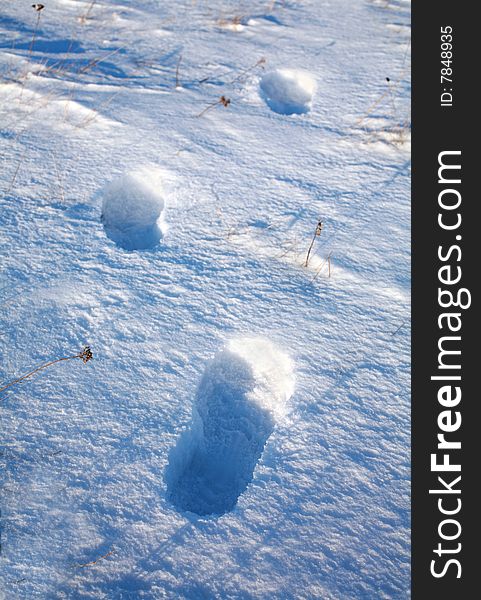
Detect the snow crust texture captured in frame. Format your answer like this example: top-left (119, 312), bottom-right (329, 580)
top-left (167, 338), bottom-right (294, 516)
top-left (101, 169), bottom-right (165, 250)
top-left (260, 69), bottom-right (316, 115)
top-left (1, 0), bottom-right (411, 597)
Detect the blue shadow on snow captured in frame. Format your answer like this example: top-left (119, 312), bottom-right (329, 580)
top-left (166, 349), bottom-right (275, 517)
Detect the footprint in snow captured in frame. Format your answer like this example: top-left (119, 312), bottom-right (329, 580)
top-left (101, 168), bottom-right (166, 251)
top-left (166, 337), bottom-right (295, 517)
top-left (260, 68), bottom-right (316, 115)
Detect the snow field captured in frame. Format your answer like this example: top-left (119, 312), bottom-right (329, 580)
top-left (0, 0), bottom-right (411, 597)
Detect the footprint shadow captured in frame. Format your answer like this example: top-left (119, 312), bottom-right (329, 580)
top-left (166, 339), bottom-right (294, 517)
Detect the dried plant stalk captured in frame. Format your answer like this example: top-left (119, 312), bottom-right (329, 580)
top-left (304, 220), bottom-right (323, 267)
top-left (0, 346), bottom-right (93, 395)
top-left (197, 96), bottom-right (231, 118)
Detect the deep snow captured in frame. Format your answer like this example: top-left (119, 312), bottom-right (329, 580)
top-left (1, 1), bottom-right (411, 598)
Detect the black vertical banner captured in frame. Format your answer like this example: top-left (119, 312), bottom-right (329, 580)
top-left (412, 3), bottom-right (476, 598)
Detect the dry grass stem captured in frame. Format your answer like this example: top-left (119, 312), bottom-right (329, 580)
top-left (75, 548), bottom-right (115, 569)
top-left (175, 53), bottom-right (183, 88)
top-left (229, 57), bottom-right (266, 84)
top-left (79, 1), bottom-right (97, 24)
top-left (0, 346), bottom-right (93, 396)
top-left (304, 220), bottom-right (323, 267)
top-left (197, 95), bottom-right (231, 117)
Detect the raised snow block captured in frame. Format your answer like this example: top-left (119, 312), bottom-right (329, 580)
top-left (260, 69), bottom-right (316, 115)
top-left (101, 169), bottom-right (165, 251)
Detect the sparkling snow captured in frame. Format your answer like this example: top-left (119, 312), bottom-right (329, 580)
top-left (1, 1), bottom-right (411, 598)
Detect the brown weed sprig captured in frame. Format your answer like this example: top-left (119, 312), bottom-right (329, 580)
top-left (197, 95), bottom-right (231, 117)
top-left (0, 346), bottom-right (93, 396)
top-left (28, 5), bottom-right (45, 59)
top-left (304, 220), bottom-right (323, 267)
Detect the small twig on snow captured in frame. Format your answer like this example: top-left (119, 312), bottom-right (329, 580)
top-left (304, 220), bottom-right (323, 267)
top-left (0, 346), bottom-right (93, 396)
top-left (175, 53), bottom-right (183, 88)
top-left (197, 95), bottom-right (231, 117)
top-left (75, 548), bottom-right (115, 569)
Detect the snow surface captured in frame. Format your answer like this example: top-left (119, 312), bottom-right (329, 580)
top-left (1, 0), bottom-right (411, 598)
